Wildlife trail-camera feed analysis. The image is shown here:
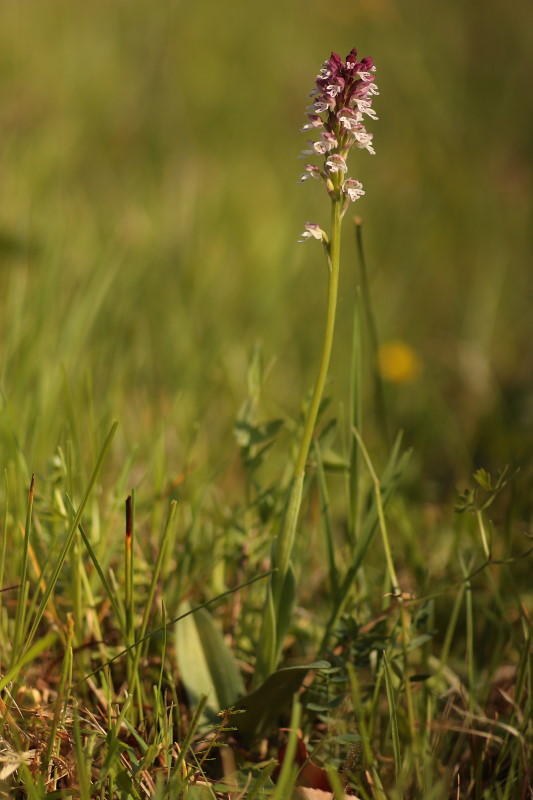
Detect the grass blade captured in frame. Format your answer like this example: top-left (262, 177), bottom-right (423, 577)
top-left (321, 432), bottom-right (411, 650)
top-left (0, 631), bottom-right (58, 693)
top-left (75, 570), bottom-right (272, 687)
top-left (314, 440), bottom-right (339, 602)
top-left (11, 474), bottom-right (34, 664)
top-left (383, 652), bottom-right (403, 799)
top-left (23, 421), bottom-right (118, 653)
top-left (353, 218), bottom-right (388, 444)
top-left (271, 697), bottom-right (302, 800)
top-left (246, 760), bottom-right (277, 800)
top-left (348, 286), bottom-right (363, 544)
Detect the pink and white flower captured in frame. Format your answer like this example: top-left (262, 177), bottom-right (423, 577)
top-left (298, 222), bottom-right (329, 244)
top-left (342, 179), bottom-right (365, 202)
top-left (325, 154), bottom-right (348, 174)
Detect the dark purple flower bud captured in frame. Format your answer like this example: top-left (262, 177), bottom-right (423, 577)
top-left (328, 52), bottom-right (343, 71)
top-left (345, 48), bottom-right (359, 67)
top-left (359, 56), bottom-right (375, 72)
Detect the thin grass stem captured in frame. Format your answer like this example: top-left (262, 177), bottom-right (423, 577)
top-left (271, 697), bottom-right (302, 800)
top-left (0, 631), bottom-right (58, 693)
top-left (352, 426), bottom-right (399, 593)
top-left (170, 694), bottom-right (209, 787)
top-left (460, 557), bottom-right (476, 715)
top-left (72, 705), bottom-right (91, 800)
top-left (348, 287), bottom-right (363, 543)
top-left (383, 652), bottom-right (403, 800)
top-left (74, 570), bottom-right (272, 687)
top-left (11, 474), bottom-right (34, 665)
top-left (347, 663), bottom-right (373, 768)
top-left (0, 472), bottom-right (8, 649)
top-left (23, 421), bottom-right (118, 654)
top-left (42, 613), bottom-right (74, 778)
top-left (353, 219), bottom-right (388, 444)
top-left (314, 441), bottom-right (339, 602)
top-left (125, 492), bottom-right (134, 646)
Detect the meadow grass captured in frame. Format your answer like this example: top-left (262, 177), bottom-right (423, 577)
top-left (0, 1), bottom-right (532, 797)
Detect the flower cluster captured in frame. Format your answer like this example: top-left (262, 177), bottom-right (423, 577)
top-left (299, 48), bottom-right (378, 242)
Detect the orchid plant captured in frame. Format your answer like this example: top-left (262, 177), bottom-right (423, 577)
top-left (256, 48), bottom-right (379, 682)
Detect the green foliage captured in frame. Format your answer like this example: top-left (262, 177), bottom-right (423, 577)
top-left (175, 605), bottom-right (245, 716)
top-left (231, 661), bottom-right (330, 745)
top-left (456, 466), bottom-right (516, 513)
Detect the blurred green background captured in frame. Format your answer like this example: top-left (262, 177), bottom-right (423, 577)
top-left (0, 0), bottom-right (531, 500)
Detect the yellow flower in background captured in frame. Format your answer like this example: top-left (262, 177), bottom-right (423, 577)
top-left (377, 340), bottom-right (422, 384)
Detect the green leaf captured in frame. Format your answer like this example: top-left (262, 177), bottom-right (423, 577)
top-left (246, 761), bottom-right (277, 800)
top-left (115, 769), bottom-right (133, 794)
top-left (473, 468), bottom-right (493, 492)
top-left (231, 660), bottom-right (330, 744)
top-left (455, 488), bottom-right (476, 513)
top-left (236, 341), bottom-right (264, 426)
top-left (175, 604), bottom-right (245, 716)
top-left (316, 417), bottom-right (338, 450)
top-left (185, 785), bottom-right (215, 800)
top-left (321, 449), bottom-right (350, 472)
top-left (234, 419), bottom-right (284, 449)
top-left (407, 633), bottom-right (434, 650)
top-left (253, 583), bottom-right (277, 687)
top-left (274, 561), bottom-right (296, 656)
top-left (0, 631), bottom-right (58, 693)
top-left (409, 673), bottom-right (431, 683)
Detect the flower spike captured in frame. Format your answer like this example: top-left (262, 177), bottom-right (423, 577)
top-left (298, 47), bottom-right (378, 228)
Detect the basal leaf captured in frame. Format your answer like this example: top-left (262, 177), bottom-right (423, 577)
top-left (231, 660), bottom-right (330, 744)
top-left (175, 604), bottom-right (245, 716)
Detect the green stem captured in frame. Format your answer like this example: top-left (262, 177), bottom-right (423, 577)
top-left (296, 199), bottom-right (342, 476)
top-left (275, 197), bottom-right (343, 584)
top-left (255, 197), bottom-right (344, 682)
